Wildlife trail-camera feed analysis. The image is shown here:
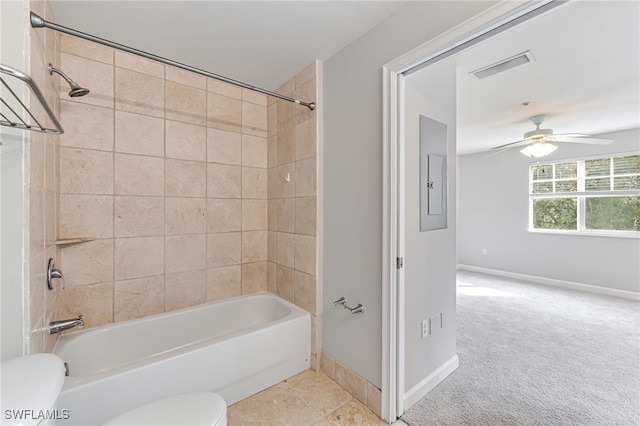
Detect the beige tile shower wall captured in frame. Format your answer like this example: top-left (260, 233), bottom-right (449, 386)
top-left (57, 38), bottom-right (270, 328)
top-left (26, 0), bottom-right (61, 354)
top-left (267, 62), bottom-right (321, 368)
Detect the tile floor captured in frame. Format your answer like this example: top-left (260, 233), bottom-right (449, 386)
top-left (227, 369), bottom-right (387, 425)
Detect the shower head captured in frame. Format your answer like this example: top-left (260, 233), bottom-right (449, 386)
top-left (48, 63), bottom-right (90, 98)
top-left (68, 83), bottom-right (90, 98)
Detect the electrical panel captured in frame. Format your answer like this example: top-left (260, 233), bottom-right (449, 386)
top-left (419, 115), bottom-right (447, 231)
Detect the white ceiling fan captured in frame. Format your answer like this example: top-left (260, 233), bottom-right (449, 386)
top-left (492, 114), bottom-right (614, 158)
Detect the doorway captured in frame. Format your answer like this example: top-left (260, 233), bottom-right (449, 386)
top-left (380, 0), bottom-right (563, 421)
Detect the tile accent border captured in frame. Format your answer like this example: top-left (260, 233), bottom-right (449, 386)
top-left (319, 351), bottom-right (382, 419)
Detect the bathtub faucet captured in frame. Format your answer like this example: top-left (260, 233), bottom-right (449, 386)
top-left (49, 315), bottom-right (84, 335)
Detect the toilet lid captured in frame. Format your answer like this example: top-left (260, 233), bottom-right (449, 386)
top-left (104, 392), bottom-right (227, 426)
top-left (0, 354), bottom-right (65, 426)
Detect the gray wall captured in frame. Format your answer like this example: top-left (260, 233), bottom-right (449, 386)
top-left (322, 1), bottom-right (496, 387)
top-left (458, 128), bottom-right (640, 294)
top-left (1, 0), bottom-right (27, 361)
top-left (403, 77), bottom-right (457, 391)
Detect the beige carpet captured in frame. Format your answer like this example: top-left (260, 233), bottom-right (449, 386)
top-left (402, 271), bottom-right (640, 426)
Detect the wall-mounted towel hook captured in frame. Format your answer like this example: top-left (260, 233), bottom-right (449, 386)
top-left (47, 258), bottom-right (64, 290)
top-left (333, 296), bottom-right (364, 314)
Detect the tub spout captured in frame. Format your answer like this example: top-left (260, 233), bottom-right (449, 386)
top-left (49, 315), bottom-right (84, 334)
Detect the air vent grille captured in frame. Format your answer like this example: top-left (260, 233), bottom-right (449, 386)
top-left (470, 51), bottom-right (534, 79)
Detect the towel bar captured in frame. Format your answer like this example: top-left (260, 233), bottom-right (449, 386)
top-left (334, 297), bottom-right (364, 314)
top-left (1, 63), bottom-right (63, 135)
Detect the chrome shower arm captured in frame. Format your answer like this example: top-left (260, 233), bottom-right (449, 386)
top-left (47, 63), bottom-right (90, 97)
top-left (48, 64), bottom-right (74, 85)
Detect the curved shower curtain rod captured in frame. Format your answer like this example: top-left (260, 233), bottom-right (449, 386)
top-left (30, 12), bottom-right (316, 111)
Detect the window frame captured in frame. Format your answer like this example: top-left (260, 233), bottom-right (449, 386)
top-left (528, 151), bottom-right (640, 238)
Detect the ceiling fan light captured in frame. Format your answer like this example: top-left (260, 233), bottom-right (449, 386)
top-left (520, 142), bottom-right (558, 158)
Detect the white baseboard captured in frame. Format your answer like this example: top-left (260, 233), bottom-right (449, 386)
top-left (457, 264), bottom-right (640, 301)
top-left (403, 354), bottom-right (459, 411)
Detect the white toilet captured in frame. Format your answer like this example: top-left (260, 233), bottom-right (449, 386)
top-left (1, 354), bottom-right (227, 426)
top-left (103, 392), bottom-right (227, 426)
top-left (1, 353), bottom-right (65, 426)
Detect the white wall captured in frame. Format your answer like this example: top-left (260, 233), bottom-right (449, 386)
top-left (1, 0), bottom-right (27, 361)
top-left (403, 75), bottom-right (457, 391)
top-left (458, 128), bottom-right (640, 294)
top-left (322, 1), bottom-right (496, 387)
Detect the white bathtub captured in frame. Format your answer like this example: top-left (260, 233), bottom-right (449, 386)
top-left (53, 292), bottom-right (310, 426)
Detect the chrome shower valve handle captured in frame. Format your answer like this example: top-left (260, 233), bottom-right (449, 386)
top-left (47, 258), bottom-right (65, 290)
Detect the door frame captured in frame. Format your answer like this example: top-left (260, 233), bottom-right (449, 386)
top-left (380, 0), bottom-right (561, 421)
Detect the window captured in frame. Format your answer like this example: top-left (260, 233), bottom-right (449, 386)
top-left (529, 154), bottom-right (640, 235)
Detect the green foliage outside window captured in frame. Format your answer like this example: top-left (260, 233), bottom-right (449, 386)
top-left (586, 196), bottom-right (640, 231)
top-left (533, 198), bottom-right (577, 230)
top-left (531, 164), bottom-right (552, 180)
top-left (586, 177), bottom-right (610, 191)
top-left (555, 162), bottom-right (577, 178)
top-left (530, 154), bottom-right (640, 233)
top-left (586, 158), bottom-right (610, 176)
top-left (614, 155), bottom-right (640, 175)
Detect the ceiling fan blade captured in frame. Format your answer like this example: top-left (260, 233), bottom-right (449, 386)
top-left (483, 146), bottom-right (514, 158)
top-left (491, 139), bottom-right (530, 150)
top-left (555, 136), bottom-right (614, 145)
top-left (551, 133), bottom-right (590, 138)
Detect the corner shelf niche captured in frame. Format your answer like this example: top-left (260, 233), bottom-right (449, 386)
top-left (54, 238), bottom-right (95, 246)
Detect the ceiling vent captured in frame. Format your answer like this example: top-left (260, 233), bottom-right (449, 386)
top-left (470, 51), bottom-right (534, 79)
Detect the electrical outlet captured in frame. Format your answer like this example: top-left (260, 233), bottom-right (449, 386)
top-left (482, 248), bottom-right (488, 255)
top-left (421, 319), bottom-right (430, 339)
